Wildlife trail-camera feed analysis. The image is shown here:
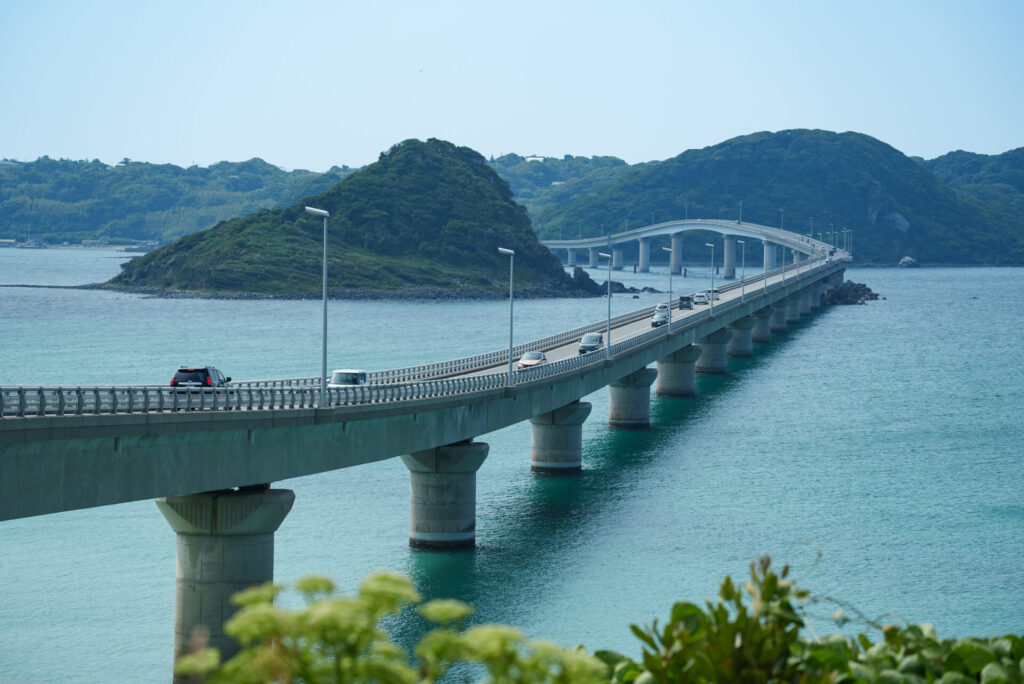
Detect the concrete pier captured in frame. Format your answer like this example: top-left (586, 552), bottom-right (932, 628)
top-left (770, 305), bottom-right (788, 333)
top-left (810, 284), bottom-right (822, 309)
top-left (786, 295), bottom-right (802, 323)
top-left (723, 235), bottom-right (736, 279)
top-left (799, 289), bottom-right (812, 315)
top-left (156, 487), bottom-right (295, 671)
top-left (752, 308), bottom-right (772, 343)
top-left (612, 247), bottom-right (624, 270)
top-left (726, 317), bottom-right (755, 358)
top-left (401, 441), bottom-right (488, 549)
top-left (567, 249), bottom-right (577, 266)
top-left (696, 329), bottom-right (733, 374)
top-left (763, 240), bottom-right (776, 270)
top-left (530, 401), bottom-right (593, 472)
top-left (589, 247), bottom-right (599, 267)
top-left (609, 367), bottom-right (658, 427)
top-left (655, 345), bottom-right (702, 396)
top-left (670, 233), bottom-right (683, 274)
top-left (638, 237), bottom-right (651, 273)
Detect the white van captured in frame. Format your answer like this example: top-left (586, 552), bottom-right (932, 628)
top-left (328, 369), bottom-right (367, 387)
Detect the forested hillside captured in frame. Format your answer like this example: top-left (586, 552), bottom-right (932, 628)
top-left (527, 130), bottom-right (1024, 265)
top-left (0, 156), bottom-right (353, 244)
top-left (923, 147), bottom-right (1024, 215)
top-left (110, 139), bottom-right (595, 297)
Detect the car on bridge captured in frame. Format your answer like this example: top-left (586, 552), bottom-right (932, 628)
top-left (329, 369), bottom-right (368, 387)
top-left (516, 351), bottom-right (547, 370)
top-left (678, 295), bottom-right (693, 310)
top-left (578, 333), bottom-right (604, 354)
top-left (170, 366), bottom-right (231, 388)
top-left (651, 311), bottom-right (670, 327)
top-left (693, 292), bottom-right (709, 305)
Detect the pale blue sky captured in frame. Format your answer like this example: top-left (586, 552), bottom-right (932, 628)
top-left (2, 0), bottom-right (1023, 171)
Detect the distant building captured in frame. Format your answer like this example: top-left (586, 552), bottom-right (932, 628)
top-left (0, 238), bottom-right (16, 247)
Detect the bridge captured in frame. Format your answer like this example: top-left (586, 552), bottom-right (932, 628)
top-left (542, 218), bottom-right (834, 275)
top-left (0, 224), bottom-right (849, 664)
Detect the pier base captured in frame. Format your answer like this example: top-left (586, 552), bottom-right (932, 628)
top-left (656, 345), bottom-right (702, 396)
top-left (530, 401), bottom-right (592, 472)
top-left (157, 487), bottom-right (295, 673)
top-left (402, 441), bottom-right (488, 549)
top-left (727, 317), bottom-right (755, 357)
top-left (609, 367), bottom-right (658, 427)
top-left (752, 308), bottom-right (772, 343)
top-left (696, 329), bottom-right (733, 374)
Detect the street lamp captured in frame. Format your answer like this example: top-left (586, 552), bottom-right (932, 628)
top-left (762, 239), bottom-right (768, 295)
top-left (738, 200), bottom-right (743, 223)
top-left (705, 242), bottom-right (715, 314)
top-left (737, 239), bottom-right (746, 302)
top-left (779, 209), bottom-right (784, 230)
top-left (498, 247), bottom-right (515, 386)
top-left (599, 252), bottom-right (612, 358)
top-left (305, 206), bottom-right (330, 408)
top-left (661, 246), bottom-right (673, 330)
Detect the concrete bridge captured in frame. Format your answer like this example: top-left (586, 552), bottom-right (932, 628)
top-left (542, 218), bottom-right (833, 276)
top-left (0, 237), bottom-right (849, 664)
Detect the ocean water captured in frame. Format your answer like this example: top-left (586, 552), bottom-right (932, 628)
top-left (1, 248), bottom-right (1022, 682)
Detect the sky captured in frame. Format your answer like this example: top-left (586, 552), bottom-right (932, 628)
top-left (2, 0), bottom-right (1023, 172)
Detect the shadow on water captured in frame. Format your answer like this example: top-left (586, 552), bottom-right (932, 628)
top-left (391, 310), bottom-right (829, 650)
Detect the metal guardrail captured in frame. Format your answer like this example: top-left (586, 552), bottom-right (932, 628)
top-left (0, 258), bottom-right (844, 419)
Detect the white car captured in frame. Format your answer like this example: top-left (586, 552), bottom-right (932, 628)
top-left (693, 292), bottom-right (709, 305)
top-left (328, 369), bottom-right (367, 387)
top-left (705, 288), bottom-right (721, 301)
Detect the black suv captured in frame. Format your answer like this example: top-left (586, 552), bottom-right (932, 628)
top-left (170, 366), bottom-right (232, 388)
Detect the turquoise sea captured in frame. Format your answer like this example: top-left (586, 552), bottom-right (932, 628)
top-left (1, 248), bottom-right (1022, 682)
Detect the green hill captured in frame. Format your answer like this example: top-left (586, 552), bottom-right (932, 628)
top-left (923, 147), bottom-right (1024, 215)
top-left (0, 156), bottom-right (353, 244)
top-left (109, 139), bottom-right (595, 298)
top-left (528, 130), bottom-right (1024, 265)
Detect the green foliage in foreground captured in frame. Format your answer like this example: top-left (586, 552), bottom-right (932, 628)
top-left (176, 558), bottom-right (1024, 683)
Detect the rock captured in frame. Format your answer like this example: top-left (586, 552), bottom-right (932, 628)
top-left (822, 280), bottom-right (880, 305)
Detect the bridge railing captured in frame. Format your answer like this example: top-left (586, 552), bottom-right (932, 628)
top-left (1, 259), bottom-right (843, 419)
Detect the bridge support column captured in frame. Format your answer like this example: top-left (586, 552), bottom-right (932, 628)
top-left (696, 329), bottom-right (733, 374)
top-left (786, 295), bottom-right (802, 322)
top-left (612, 247), bottom-right (624, 270)
top-left (723, 235), bottom-right (737, 279)
top-left (530, 401), bottom-right (592, 472)
top-left (588, 247), bottom-right (599, 267)
top-left (156, 488), bottom-right (295, 671)
top-left (799, 289), bottom-right (812, 315)
top-left (656, 345), bottom-right (702, 396)
top-left (763, 240), bottom-right (776, 270)
top-left (402, 441), bottom-right (488, 549)
top-left (810, 284), bottom-right (823, 309)
top-left (752, 308), bottom-right (772, 343)
top-left (609, 367), bottom-right (658, 427)
top-left (638, 237), bottom-right (651, 273)
top-left (727, 317), bottom-right (755, 357)
top-left (670, 233), bottom-right (683, 274)
top-left (567, 249), bottom-right (577, 267)
top-left (770, 304), bottom-right (788, 332)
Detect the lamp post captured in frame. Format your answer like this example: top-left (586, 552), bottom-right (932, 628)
top-left (779, 208), bottom-right (784, 230)
top-left (705, 242), bottom-right (715, 314)
top-left (737, 239), bottom-right (746, 302)
top-left (661, 246), bottom-right (673, 330)
top-left (738, 200), bottom-right (743, 223)
top-left (498, 247), bottom-right (515, 386)
top-left (600, 252), bottom-right (612, 358)
top-left (304, 206), bottom-right (330, 408)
